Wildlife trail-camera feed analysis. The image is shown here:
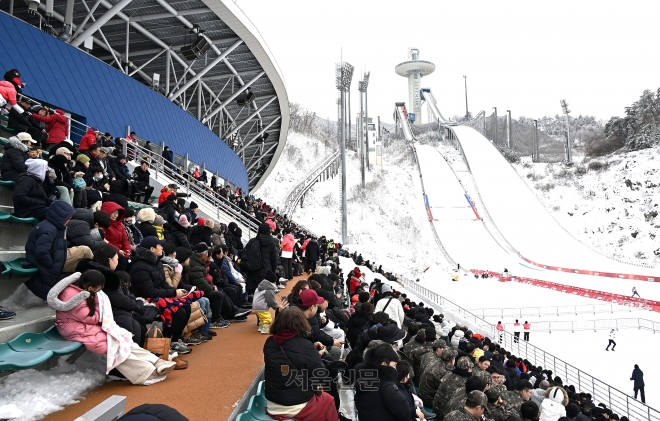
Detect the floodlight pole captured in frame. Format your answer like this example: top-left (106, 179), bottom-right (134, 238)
top-left (560, 99), bottom-right (572, 163)
top-left (336, 62), bottom-right (354, 245)
top-left (365, 87), bottom-right (370, 172)
top-left (533, 119), bottom-right (539, 162)
top-left (506, 110), bottom-right (512, 149)
top-left (359, 87), bottom-right (365, 187)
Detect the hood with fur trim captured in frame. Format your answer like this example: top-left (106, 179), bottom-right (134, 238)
top-left (6, 136), bottom-right (28, 152)
top-left (544, 386), bottom-right (569, 406)
top-left (47, 272), bottom-right (89, 311)
top-left (133, 245), bottom-right (159, 265)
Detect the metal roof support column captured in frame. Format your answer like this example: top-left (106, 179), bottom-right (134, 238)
top-left (168, 40), bottom-right (243, 101)
top-left (224, 96), bottom-right (277, 139)
top-left (164, 50), bottom-right (171, 95)
top-left (129, 49), bottom-right (166, 77)
top-left (197, 80), bottom-right (202, 120)
top-left (70, 0), bottom-right (133, 48)
top-left (71, 0), bottom-right (102, 42)
top-left (124, 19), bottom-right (129, 74)
top-left (202, 71), bottom-right (265, 123)
top-left (236, 116), bottom-right (281, 154)
top-left (246, 143), bottom-right (278, 171)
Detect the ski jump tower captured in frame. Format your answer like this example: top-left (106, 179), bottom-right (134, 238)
top-left (395, 48), bottom-right (435, 124)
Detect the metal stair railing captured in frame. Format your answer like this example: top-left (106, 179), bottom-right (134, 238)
top-left (397, 277), bottom-right (659, 421)
top-left (469, 303), bottom-right (638, 319)
top-left (283, 150), bottom-right (340, 217)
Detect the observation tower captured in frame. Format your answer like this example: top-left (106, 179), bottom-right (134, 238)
top-left (395, 48), bottom-right (435, 124)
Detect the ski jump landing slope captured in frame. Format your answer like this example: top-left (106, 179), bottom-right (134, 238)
top-left (451, 126), bottom-right (660, 292)
top-left (415, 144), bottom-right (512, 270)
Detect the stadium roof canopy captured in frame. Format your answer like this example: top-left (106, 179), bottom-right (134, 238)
top-left (6, 0), bottom-right (288, 191)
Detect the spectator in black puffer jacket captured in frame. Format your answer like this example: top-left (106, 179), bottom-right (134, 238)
top-left (157, 194), bottom-right (178, 224)
top-left (66, 209), bottom-right (110, 252)
top-left (354, 344), bottom-right (411, 421)
top-left (227, 222), bottom-right (243, 250)
top-left (0, 134), bottom-right (31, 182)
top-left (244, 222), bottom-right (279, 296)
top-left (136, 208), bottom-right (157, 238)
top-left (190, 218), bottom-right (213, 247)
top-left (12, 159), bottom-right (51, 221)
top-left (169, 215), bottom-right (192, 249)
top-left (109, 154), bottom-right (130, 182)
top-left (76, 246), bottom-right (146, 346)
top-left (103, 180), bottom-right (129, 211)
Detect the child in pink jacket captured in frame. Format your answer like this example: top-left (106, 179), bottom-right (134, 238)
top-left (48, 270), bottom-right (176, 385)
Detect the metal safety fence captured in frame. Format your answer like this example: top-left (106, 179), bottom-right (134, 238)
top-left (470, 303), bottom-right (639, 319)
top-left (502, 318), bottom-right (660, 333)
top-left (282, 150), bottom-right (340, 217)
top-left (397, 277), bottom-right (659, 421)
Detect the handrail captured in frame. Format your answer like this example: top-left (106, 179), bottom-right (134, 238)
top-left (396, 276), bottom-right (660, 421)
top-left (282, 150), bottom-right (340, 217)
top-left (469, 303), bottom-right (637, 319)
top-left (501, 318), bottom-right (659, 333)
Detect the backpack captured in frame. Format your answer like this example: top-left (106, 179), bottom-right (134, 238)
top-left (240, 237), bottom-right (262, 272)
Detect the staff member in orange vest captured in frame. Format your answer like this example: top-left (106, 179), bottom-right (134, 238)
top-left (513, 319), bottom-right (521, 343)
top-left (523, 321), bottom-right (531, 342)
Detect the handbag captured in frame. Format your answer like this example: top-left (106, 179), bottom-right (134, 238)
top-left (142, 305), bottom-right (159, 324)
top-left (144, 324), bottom-right (171, 356)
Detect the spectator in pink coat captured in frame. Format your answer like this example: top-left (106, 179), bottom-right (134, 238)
top-left (47, 270), bottom-right (176, 385)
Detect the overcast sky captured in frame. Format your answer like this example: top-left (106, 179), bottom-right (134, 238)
top-left (235, 0), bottom-right (660, 124)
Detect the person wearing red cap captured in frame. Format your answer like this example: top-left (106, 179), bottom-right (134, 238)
top-left (298, 289), bottom-right (342, 361)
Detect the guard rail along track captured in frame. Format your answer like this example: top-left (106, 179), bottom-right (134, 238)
top-left (283, 150), bottom-right (340, 217)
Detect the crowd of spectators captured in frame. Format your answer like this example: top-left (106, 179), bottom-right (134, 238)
top-left (261, 252), bottom-right (634, 421)
top-left (0, 73), bottom-right (642, 417)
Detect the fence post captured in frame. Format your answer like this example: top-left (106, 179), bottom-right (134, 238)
top-left (593, 305), bottom-right (596, 315)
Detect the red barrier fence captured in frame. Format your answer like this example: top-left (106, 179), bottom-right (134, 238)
top-left (517, 253), bottom-right (659, 283)
top-left (470, 269), bottom-right (660, 313)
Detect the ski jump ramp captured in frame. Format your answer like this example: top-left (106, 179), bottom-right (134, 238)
top-left (416, 127), bottom-right (660, 301)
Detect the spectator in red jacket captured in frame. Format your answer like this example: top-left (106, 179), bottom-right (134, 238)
top-left (100, 201), bottom-right (131, 269)
top-left (30, 109), bottom-right (69, 145)
top-left (78, 127), bottom-right (98, 152)
top-left (0, 80), bottom-right (23, 113)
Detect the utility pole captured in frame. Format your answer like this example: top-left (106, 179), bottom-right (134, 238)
top-left (463, 75), bottom-right (469, 119)
top-left (336, 61), bottom-right (354, 245)
top-left (560, 99), bottom-right (572, 163)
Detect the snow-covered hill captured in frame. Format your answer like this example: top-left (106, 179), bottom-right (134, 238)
top-left (257, 132), bottom-right (447, 280)
top-left (512, 148), bottom-right (660, 268)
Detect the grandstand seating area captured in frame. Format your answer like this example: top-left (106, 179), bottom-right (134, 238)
top-left (0, 68), bottom-right (654, 421)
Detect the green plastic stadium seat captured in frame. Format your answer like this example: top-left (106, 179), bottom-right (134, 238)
top-left (0, 343), bottom-right (53, 371)
top-left (248, 394), bottom-right (270, 420)
top-left (9, 328), bottom-right (82, 356)
top-left (0, 179), bottom-right (15, 187)
top-left (235, 412), bottom-right (260, 421)
top-left (256, 380), bottom-right (264, 396)
top-left (1, 258), bottom-right (38, 275)
top-left (0, 211), bottom-right (39, 225)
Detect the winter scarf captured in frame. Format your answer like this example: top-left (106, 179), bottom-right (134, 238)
top-left (97, 289), bottom-right (133, 373)
top-left (272, 329), bottom-right (298, 345)
top-left (452, 367), bottom-right (473, 378)
top-left (160, 256), bottom-right (179, 271)
top-left (146, 291), bottom-right (204, 328)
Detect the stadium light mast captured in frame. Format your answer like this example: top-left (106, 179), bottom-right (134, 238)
top-left (336, 61), bottom-right (354, 245)
top-left (463, 75), bottom-right (469, 119)
top-left (358, 72), bottom-right (370, 186)
top-left (560, 99), bottom-right (572, 163)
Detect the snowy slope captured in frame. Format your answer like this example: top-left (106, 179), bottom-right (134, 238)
top-left (512, 147), bottom-right (660, 268)
top-left (257, 132), bottom-right (447, 280)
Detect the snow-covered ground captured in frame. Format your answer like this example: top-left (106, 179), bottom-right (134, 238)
top-left (257, 132), bottom-right (447, 280)
top-left (512, 147), bottom-right (660, 268)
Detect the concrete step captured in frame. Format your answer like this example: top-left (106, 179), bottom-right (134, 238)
top-left (0, 284), bottom-right (54, 343)
top-left (0, 186), bottom-right (12, 207)
top-left (0, 221), bottom-right (32, 251)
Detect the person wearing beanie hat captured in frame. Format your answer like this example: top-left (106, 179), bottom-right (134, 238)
top-left (252, 270), bottom-right (284, 334)
top-left (374, 281), bottom-right (405, 328)
top-left (169, 214), bottom-right (191, 250)
top-left (76, 153), bottom-right (90, 165)
top-left (433, 356), bottom-right (474, 416)
top-left (186, 202), bottom-right (199, 225)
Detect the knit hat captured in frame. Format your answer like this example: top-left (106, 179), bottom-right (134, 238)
top-left (162, 242), bottom-right (176, 257)
top-left (136, 208), bottom-right (156, 223)
top-left (190, 202), bottom-right (198, 210)
top-left (178, 215), bottom-right (190, 228)
top-left (175, 247), bottom-right (193, 263)
top-left (425, 328), bottom-right (437, 341)
top-left (56, 147), bottom-right (72, 156)
top-left (566, 403), bottom-right (581, 418)
top-left (441, 348), bottom-right (458, 362)
top-left (153, 215), bottom-right (165, 226)
top-left (258, 222), bottom-right (271, 235)
top-left (456, 356), bottom-right (474, 370)
top-left (193, 243), bottom-right (209, 253)
top-left (197, 217), bottom-right (205, 226)
top-left (76, 154), bottom-right (90, 164)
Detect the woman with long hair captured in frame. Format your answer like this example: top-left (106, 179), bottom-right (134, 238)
top-left (47, 270), bottom-right (176, 385)
top-left (263, 307), bottom-right (337, 421)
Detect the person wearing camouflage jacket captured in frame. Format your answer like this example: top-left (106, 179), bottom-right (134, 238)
top-left (445, 371), bottom-right (492, 417)
top-left (433, 356), bottom-right (474, 416)
top-left (500, 379), bottom-right (533, 417)
top-left (444, 391), bottom-right (489, 421)
top-left (419, 347), bottom-right (457, 408)
top-left (410, 332), bottom-right (435, 383)
top-left (486, 388), bottom-right (512, 421)
top-left (419, 339), bottom-right (447, 381)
